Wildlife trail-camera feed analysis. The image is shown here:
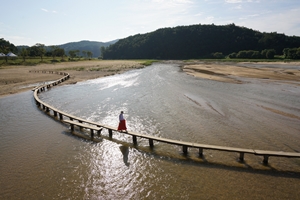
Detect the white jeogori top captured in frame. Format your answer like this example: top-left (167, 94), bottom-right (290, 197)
top-left (119, 113), bottom-right (124, 121)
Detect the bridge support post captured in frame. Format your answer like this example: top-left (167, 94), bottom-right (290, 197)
top-left (59, 113), bottom-right (63, 120)
top-left (97, 128), bottom-right (102, 136)
top-left (133, 135), bottom-right (137, 145)
top-left (239, 153), bottom-right (245, 161)
top-left (183, 145), bottom-right (188, 155)
top-left (90, 129), bottom-right (94, 140)
top-left (199, 148), bottom-right (203, 157)
top-left (109, 129), bottom-right (113, 138)
top-left (263, 155), bottom-right (269, 165)
top-left (149, 139), bottom-right (154, 148)
top-left (70, 124), bottom-right (74, 131)
top-left (53, 111), bottom-right (57, 117)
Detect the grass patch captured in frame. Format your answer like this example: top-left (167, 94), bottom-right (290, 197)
top-left (89, 68), bottom-right (102, 71)
top-left (0, 57), bottom-right (65, 66)
top-left (0, 57), bottom-right (94, 66)
top-left (58, 66), bottom-right (86, 71)
top-left (137, 60), bottom-right (158, 66)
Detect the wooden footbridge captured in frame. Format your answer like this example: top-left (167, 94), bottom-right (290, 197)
top-left (31, 70), bottom-right (300, 165)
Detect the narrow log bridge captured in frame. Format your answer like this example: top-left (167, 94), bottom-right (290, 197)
top-left (32, 70), bottom-right (300, 165)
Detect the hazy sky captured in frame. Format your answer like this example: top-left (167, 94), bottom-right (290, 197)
top-left (1, 0), bottom-right (299, 46)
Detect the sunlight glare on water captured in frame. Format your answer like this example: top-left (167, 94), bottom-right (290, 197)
top-left (78, 71), bottom-right (141, 91)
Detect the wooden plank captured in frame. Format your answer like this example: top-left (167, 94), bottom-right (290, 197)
top-left (254, 150), bottom-right (300, 157)
top-left (63, 120), bottom-right (102, 131)
top-left (193, 144), bottom-right (255, 154)
top-left (119, 130), bottom-right (255, 154)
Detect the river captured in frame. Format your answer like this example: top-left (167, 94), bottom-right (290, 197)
top-left (0, 62), bottom-right (299, 199)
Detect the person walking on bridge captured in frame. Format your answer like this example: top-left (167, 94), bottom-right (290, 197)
top-left (118, 111), bottom-right (127, 132)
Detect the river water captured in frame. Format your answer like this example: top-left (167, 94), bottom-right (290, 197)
top-left (0, 62), bottom-right (300, 199)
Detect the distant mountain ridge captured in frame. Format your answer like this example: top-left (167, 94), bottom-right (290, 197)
top-left (58, 40), bottom-right (118, 57)
top-left (17, 40), bottom-right (118, 58)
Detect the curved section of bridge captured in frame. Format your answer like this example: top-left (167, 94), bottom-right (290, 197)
top-left (31, 70), bottom-right (300, 165)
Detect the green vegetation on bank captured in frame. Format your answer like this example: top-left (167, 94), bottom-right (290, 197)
top-left (0, 56), bottom-right (90, 66)
top-left (0, 39), bottom-right (116, 63)
top-left (138, 60), bottom-right (158, 66)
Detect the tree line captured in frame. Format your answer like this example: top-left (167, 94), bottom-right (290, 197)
top-left (101, 24), bottom-right (300, 60)
top-left (0, 38), bottom-right (93, 62)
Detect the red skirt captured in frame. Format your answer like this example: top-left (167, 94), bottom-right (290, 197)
top-left (118, 120), bottom-right (127, 131)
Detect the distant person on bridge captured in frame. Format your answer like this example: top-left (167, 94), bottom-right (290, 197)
top-left (118, 111), bottom-right (127, 132)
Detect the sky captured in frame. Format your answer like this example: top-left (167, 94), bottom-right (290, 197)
top-left (1, 0), bottom-right (300, 46)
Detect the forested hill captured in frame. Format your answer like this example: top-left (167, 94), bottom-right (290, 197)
top-left (58, 40), bottom-right (116, 57)
top-left (102, 24), bottom-right (300, 59)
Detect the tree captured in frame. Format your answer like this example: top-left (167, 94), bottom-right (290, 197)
top-left (296, 47), bottom-right (300, 59)
top-left (20, 48), bottom-right (28, 62)
top-left (28, 45), bottom-right (39, 57)
top-left (68, 50), bottom-right (80, 60)
top-left (50, 45), bottom-right (58, 60)
top-left (251, 51), bottom-right (261, 59)
top-left (100, 46), bottom-right (106, 59)
top-left (0, 38), bottom-right (18, 62)
top-left (35, 43), bottom-right (46, 61)
top-left (82, 50), bottom-right (87, 58)
top-left (282, 47), bottom-right (300, 59)
top-left (87, 51), bottom-right (93, 59)
top-left (212, 52), bottom-right (224, 59)
top-left (236, 50), bottom-right (248, 58)
top-left (228, 52), bottom-right (237, 58)
top-left (56, 48), bottom-right (65, 60)
top-left (283, 48), bottom-right (290, 59)
top-left (261, 49), bottom-right (276, 59)
top-left (236, 50), bottom-right (261, 59)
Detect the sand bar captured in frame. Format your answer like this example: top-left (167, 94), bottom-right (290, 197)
top-left (0, 60), bottom-right (143, 97)
top-left (182, 61), bottom-right (300, 84)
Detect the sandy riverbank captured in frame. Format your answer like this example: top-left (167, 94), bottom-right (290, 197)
top-left (182, 61), bottom-right (300, 84)
top-left (1, 60), bottom-right (300, 97)
top-left (0, 60), bottom-right (143, 97)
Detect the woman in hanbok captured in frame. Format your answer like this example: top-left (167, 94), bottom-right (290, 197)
top-left (117, 111), bottom-right (127, 132)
